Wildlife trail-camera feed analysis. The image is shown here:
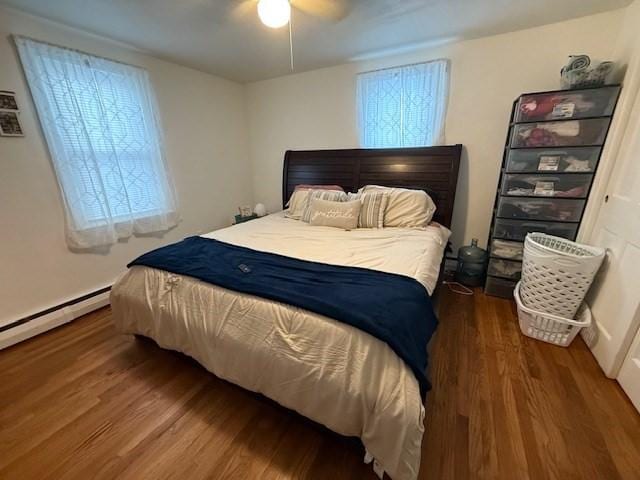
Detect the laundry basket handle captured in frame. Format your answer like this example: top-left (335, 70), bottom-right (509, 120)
top-left (549, 256), bottom-right (583, 268)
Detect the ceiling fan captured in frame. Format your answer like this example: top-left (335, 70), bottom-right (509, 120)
top-left (233, 0), bottom-right (350, 69)
top-left (234, 0), bottom-right (350, 27)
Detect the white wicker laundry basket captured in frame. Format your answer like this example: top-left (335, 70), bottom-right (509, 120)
top-left (520, 233), bottom-right (605, 319)
top-left (514, 282), bottom-right (591, 347)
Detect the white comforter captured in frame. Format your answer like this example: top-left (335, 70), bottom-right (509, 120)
top-left (110, 212), bottom-right (450, 480)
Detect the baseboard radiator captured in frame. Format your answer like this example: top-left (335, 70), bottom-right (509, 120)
top-left (0, 287), bottom-right (111, 350)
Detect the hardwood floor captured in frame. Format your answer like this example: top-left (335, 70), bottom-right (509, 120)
top-left (1, 289), bottom-right (639, 479)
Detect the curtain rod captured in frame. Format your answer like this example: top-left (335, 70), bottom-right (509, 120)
top-left (12, 34), bottom-right (145, 71)
top-left (358, 58), bottom-right (449, 76)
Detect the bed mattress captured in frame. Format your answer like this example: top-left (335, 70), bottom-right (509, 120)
top-left (110, 212), bottom-right (450, 480)
top-left (203, 212), bottom-right (448, 295)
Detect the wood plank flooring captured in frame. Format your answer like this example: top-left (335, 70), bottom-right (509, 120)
top-left (1, 289), bottom-right (639, 479)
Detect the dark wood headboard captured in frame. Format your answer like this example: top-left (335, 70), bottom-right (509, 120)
top-left (282, 145), bottom-right (462, 228)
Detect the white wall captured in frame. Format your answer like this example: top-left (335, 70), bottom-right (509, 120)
top-left (246, 10), bottom-right (623, 250)
top-left (0, 7), bottom-right (253, 326)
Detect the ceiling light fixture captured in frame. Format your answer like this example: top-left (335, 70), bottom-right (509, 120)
top-left (257, 0), bottom-right (291, 28)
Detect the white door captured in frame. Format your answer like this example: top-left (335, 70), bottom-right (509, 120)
top-left (576, 0), bottom-right (640, 410)
top-left (619, 320), bottom-right (640, 411)
top-left (585, 80), bottom-right (640, 406)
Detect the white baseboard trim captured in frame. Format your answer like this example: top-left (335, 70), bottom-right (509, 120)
top-left (0, 291), bottom-right (110, 351)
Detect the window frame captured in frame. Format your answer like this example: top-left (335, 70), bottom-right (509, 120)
top-left (15, 35), bottom-right (178, 248)
top-left (356, 59), bottom-right (450, 149)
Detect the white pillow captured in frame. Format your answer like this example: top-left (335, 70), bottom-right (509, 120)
top-left (308, 198), bottom-right (360, 230)
top-left (347, 191), bottom-right (388, 229)
top-left (360, 185), bottom-right (436, 228)
top-left (284, 190), bottom-right (310, 220)
top-left (301, 190), bottom-right (347, 222)
top-left (285, 188), bottom-right (345, 220)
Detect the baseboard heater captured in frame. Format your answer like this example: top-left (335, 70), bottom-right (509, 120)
top-left (0, 286), bottom-right (111, 350)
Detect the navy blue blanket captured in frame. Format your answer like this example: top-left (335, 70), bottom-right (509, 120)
top-left (128, 236), bottom-right (438, 396)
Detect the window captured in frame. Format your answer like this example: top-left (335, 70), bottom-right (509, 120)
top-left (15, 36), bottom-right (178, 249)
top-left (357, 59), bottom-right (449, 148)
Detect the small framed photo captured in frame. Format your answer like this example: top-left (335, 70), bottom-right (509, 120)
top-left (0, 91), bottom-right (19, 111)
top-left (0, 111), bottom-right (24, 137)
top-left (239, 205), bottom-right (253, 218)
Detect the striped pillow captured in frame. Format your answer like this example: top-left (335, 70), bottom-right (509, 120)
top-left (301, 190), bottom-right (347, 222)
top-left (286, 188), bottom-right (345, 219)
top-left (348, 191), bottom-right (389, 228)
top-left (359, 185), bottom-right (436, 227)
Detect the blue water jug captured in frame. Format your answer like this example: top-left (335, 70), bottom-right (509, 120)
top-left (455, 238), bottom-right (488, 287)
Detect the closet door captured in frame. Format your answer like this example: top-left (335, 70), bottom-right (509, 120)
top-left (585, 77), bottom-right (640, 387)
top-left (618, 320), bottom-right (640, 411)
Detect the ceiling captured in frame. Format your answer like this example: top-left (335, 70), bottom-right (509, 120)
top-left (0, 0), bottom-right (631, 82)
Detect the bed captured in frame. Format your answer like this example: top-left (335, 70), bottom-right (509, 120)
top-left (111, 145), bottom-right (462, 480)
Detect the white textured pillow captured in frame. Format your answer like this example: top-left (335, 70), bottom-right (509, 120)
top-left (301, 190), bottom-right (347, 222)
top-left (308, 198), bottom-right (360, 230)
top-left (347, 191), bottom-right (388, 229)
top-left (284, 190), bottom-right (310, 220)
top-left (360, 185), bottom-right (436, 228)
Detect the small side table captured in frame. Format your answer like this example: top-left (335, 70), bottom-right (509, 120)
top-left (234, 214), bottom-right (258, 225)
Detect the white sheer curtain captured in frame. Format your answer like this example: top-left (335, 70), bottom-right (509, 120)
top-left (15, 36), bottom-right (179, 249)
top-left (357, 59), bottom-right (450, 148)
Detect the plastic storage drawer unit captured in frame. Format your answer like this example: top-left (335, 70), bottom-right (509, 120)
top-left (497, 197), bottom-right (585, 222)
top-left (505, 147), bottom-right (601, 173)
top-left (491, 239), bottom-right (524, 260)
top-left (510, 118), bottom-right (610, 148)
top-left (492, 219), bottom-right (579, 242)
top-left (488, 258), bottom-right (522, 280)
top-left (501, 173), bottom-right (592, 198)
top-left (514, 86), bottom-right (620, 123)
top-left (485, 276), bottom-right (518, 297)
top-left (486, 86), bottom-right (619, 299)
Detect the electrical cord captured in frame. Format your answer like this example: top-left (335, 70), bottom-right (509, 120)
top-left (442, 281), bottom-right (474, 296)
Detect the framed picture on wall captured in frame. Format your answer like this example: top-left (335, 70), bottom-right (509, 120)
top-left (0, 111), bottom-right (24, 137)
top-left (0, 91), bottom-right (23, 137)
top-left (0, 91), bottom-right (19, 111)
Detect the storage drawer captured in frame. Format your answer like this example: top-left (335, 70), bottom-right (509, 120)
top-left (490, 239), bottom-right (524, 260)
top-left (505, 147), bottom-right (601, 173)
top-left (515, 86), bottom-right (620, 122)
top-left (485, 276), bottom-right (517, 298)
top-left (510, 118), bottom-right (610, 148)
top-left (493, 219), bottom-right (579, 241)
top-left (501, 173), bottom-right (592, 198)
top-left (497, 197), bottom-right (585, 222)
top-left (487, 258), bottom-right (522, 280)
